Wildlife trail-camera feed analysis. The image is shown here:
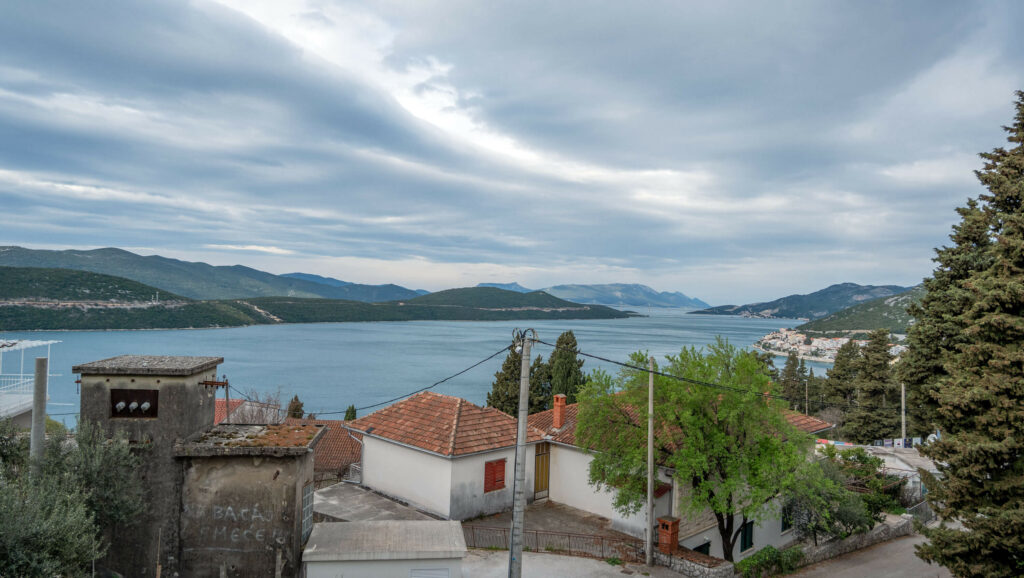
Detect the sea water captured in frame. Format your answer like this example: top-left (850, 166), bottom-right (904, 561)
top-left (1, 309), bottom-right (830, 426)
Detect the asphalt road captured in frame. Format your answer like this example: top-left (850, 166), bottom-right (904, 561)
top-left (794, 534), bottom-right (952, 578)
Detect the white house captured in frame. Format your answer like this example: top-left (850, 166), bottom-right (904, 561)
top-left (527, 394), bottom-right (835, 562)
top-left (346, 390), bottom-right (833, 563)
top-left (343, 391), bottom-right (546, 520)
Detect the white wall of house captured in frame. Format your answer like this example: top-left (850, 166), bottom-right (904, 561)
top-left (361, 436), bottom-right (452, 518)
top-left (449, 445), bottom-right (535, 521)
top-left (677, 504), bottom-right (796, 562)
top-left (547, 444), bottom-right (670, 538)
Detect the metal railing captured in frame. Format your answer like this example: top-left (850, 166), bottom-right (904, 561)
top-left (0, 374), bottom-right (35, 418)
top-left (462, 525), bottom-right (644, 562)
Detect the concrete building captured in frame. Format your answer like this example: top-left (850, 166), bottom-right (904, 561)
top-left (303, 520), bottom-right (467, 578)
top-left (175, 423), bottom-right (324, 576)
top-left (74, 355), bottom-right (323, 577)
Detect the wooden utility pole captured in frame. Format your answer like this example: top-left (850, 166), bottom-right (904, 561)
top-left (29, 357), bottom-right (48, 476)
top-left (509, 329), bottom-right (536, 578)
top-left (646, 356), bottom-right (655, 566)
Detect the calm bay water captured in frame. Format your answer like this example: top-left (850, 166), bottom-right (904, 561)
top-left (2, 310), bottom-right (830, 426)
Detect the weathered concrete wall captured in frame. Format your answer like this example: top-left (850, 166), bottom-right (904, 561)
top-left (179, 452), bottom-right (314, 577)
top-left (79, 369), bottom-right (218, 575)
top-left (362, 436), bottom-right (452, 518)
top-left (799, 514), bottom-right (913, 567)
top-left (449, 446), bottom-right (534, 521)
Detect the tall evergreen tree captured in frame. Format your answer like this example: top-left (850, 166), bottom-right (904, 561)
top-left (286, 395), bottom-right (305, 419)
top-left (780, 352), bottom-right (801, 409)
top-left (843, 329), bottom-right (899, 444)
top-left (548, 330), bottom-right (585, 404)
top-left (913, 92), bottom-right (1024, 578)
top-left (826, 340), bottom-right (861, 405)
top-left (486, 348), bottom-right (550, 416)
top-left (344, 405), bottom-right (357, 421)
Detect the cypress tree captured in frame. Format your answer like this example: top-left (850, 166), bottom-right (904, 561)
top-left (826, 340), bottom-right (861, 405)
top-left (344, 405), bottom-right (357, 421)
top-left (843, 329), bottom-right (899, 444)
top-left (548, 330), bottom-right (585, 404)
top-left (913, 91), bottom-right (1024, 577)
top-left (486, 348), bottom-right (550, 416)
top-left (779, 352), bottom-right (802, 410)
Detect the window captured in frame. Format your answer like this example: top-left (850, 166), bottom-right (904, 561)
top-left (301, 482), bottom-right (314, 542)
top-left (484, 458), bottom-right (506, 493)
top-left (740, 521), bottom-right (754, 552)
top-left (693, 542), bottom-right (711, 556)
top-left (781, 504), bottom-right (793, 533)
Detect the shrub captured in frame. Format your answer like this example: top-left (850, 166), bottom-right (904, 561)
top-left (736, 546), bottom-right (805, 577)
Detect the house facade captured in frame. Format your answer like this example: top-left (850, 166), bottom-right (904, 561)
top-left (344, 391), bottom-right (545, 521)
top-left (528, 393), bottom-right (835, 562)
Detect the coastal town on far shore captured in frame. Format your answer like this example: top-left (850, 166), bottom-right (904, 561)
top-left (754, 328), bottom-right (908, 363)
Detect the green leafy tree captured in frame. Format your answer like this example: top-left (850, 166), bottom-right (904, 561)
top-left (843, 329), bottom-right (899, 443)
top-left (344, 405), bottom-right (357, 421)
top-left (782, 460), bottom-right (872, 547)
top-left (912, 92), bottom-right (1024, 578)
top-left (0, 418), bottom-right (144, 574)
top-left (548, 330), bottom-right (586, 404)
top-left (486, 347), bottom-right (550, 415)
top-left (576, 338), bottom-right (810, 562)
top-left (287, 394), bottom-right (305, 418)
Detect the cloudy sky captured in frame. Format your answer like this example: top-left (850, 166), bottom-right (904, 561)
top-left (1, 1), bottom-right (1021, 304)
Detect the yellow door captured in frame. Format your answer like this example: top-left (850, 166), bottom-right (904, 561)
top-left (535, 442), bottom-right (550, 498)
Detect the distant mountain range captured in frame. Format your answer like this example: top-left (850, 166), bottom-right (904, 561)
top-left (475, 283), bottom-right (709, 308)
top-left (476, 282), bottom-right (533, 293)
top-left (0, 267), bottom-right (630, 330)
top-left (691, 283), bottom-right (911, 321)
top-left (797, 284), bottom-right (924, 335)
top-left (0, 246), bottom-right (423, 302)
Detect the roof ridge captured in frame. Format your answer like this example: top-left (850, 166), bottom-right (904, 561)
top-left (448, 397), bottom-right (463, 455)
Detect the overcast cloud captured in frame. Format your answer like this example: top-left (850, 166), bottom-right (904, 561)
top-left (1, 1), bottom-right (1021, 304)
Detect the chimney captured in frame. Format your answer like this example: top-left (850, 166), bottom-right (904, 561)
top-left (553, 394), bottom-right (567, 429)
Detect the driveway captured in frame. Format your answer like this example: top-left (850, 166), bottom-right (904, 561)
top-left (463, 499), bottom-right (636, 540)
top-left (794, 534), bottom-right (952, 578)
top-left (462, 549), bottom-right (682, 578)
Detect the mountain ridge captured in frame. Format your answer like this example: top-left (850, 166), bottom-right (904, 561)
top-left (690, 282), bottom-right (911, 320)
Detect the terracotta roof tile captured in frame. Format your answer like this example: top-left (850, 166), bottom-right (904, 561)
top-left (782, 411), bottom-right (834, 434)
top-left (284, 417), bottom-right (362, 473)
top-left (344, 391), bottom-right (545, 457)
top-left (214, 398), bottom-right (245, 424)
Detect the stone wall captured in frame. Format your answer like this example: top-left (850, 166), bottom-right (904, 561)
top-left (800, 514), bottom-right (914, 567)
top-left (653, 550), bottom-right (735, 578)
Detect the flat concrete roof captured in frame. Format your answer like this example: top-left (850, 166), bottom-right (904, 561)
top-left (175, 424), bottom-right (325, 457)
top-left (315, 482), bottom-right (436, 522)
top-left (73, 355), bottom-right (223, 376)
top-left (302, 520), bottom-right (467, 562)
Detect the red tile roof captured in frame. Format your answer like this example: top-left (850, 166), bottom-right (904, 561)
top-left (782, 412), bottom-right (834, 434)
top-left (528, 400), bottom-right (835, 450)
top-left (285, 417), bottom-right (362, 473)
top-left (214, 398), bottom-right (245, 424)
top-left (344, 391), bottom-right (546, 457)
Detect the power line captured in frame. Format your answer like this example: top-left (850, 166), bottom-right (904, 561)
top-left (317, 345), bottom-right (512, 415)
top-left (532, 338), bottom-right (903, 416)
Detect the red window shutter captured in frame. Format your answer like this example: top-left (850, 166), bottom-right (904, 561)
top-left (495, 459), bottom-right (505, 489)
top-left (484, 460), bottom-right (494, 492)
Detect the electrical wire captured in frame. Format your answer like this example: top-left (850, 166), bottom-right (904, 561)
top-left (532, 337), bottom-right (904, 416)
top-left (317, 345), bottom-right (512, 415)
